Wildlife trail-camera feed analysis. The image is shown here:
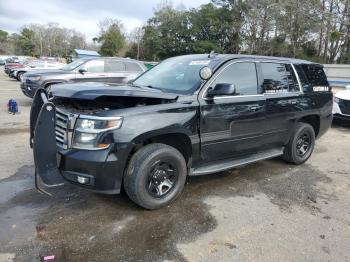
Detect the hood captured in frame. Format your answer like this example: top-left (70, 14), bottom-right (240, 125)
top-left (50, 82), bottom-right (179, 100)
top-left (335, 90), bottom-right (350, 100)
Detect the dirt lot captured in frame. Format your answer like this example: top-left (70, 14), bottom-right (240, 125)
top-left (0, 67), bottom-right (349, 262)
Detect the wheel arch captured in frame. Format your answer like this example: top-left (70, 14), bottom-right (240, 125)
top-left (43, 81), bottom-right (66, 89)
top-left (297, 114), bottom-right (320, 137)
top-left (129, 131), bottom-right (193, 166)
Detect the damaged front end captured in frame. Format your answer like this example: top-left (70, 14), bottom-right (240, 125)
top-left (30, 84), bottom-right (179, 195)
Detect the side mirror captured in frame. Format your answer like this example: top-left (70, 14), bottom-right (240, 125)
top-left (207, 83), bottom-right (236, 98)
top-left (30, 65), bottom-right (35, 68)
top-left (78, 68), bottom-right (87, 74)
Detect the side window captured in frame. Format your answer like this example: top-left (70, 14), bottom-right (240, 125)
top-left (294, 64), bottom-right (309, 89)
top-left (301, 64), bottom-right (328, 87)
top-left (213, 62), bottom-right (258, 95)
top-left (105, 60), bottom-right (125, 72)
top-left (84, 60), bottom-right (104, 73)
top-left (261, 63), bottom-right (300, 93)
top-left (125, 62), bottom-right (143, 72)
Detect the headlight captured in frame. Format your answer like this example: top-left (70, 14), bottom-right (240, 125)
top-left (333, 96), bottom-right (339, 103)
top-left (27, 76), bottom-right (41, 82)
top-left (72, 116), bottom-right (123, 149)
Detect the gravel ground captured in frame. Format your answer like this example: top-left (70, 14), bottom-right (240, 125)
top-left (0, 67), bottom-right (349, 262)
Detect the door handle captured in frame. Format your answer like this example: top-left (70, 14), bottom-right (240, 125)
top-left (290, 101), bottom-right (298, 105)
top-left (250, 106), bottom-right (261, 112)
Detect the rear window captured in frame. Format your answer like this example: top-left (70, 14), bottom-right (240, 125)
top-left (301, 64), bottom-right (329, 87)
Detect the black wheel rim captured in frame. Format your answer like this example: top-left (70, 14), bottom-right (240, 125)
top-left (296, 132), bottom-right (311, 157)
top-left (146, 160), bottom-right (178, 198)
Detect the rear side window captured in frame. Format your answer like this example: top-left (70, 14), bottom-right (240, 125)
top-left (213, 62), bottom-right (258, 95)
top-left (261, 63), bottom-right (300, 93)
top-left (125, 62), bottom-right (143, 72)
top-left (301, 64), bottom-right (328, 87)
top-left (105, 60), bottom-right (125, 72)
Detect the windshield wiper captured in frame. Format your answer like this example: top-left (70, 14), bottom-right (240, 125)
top-left (143, 85), bottom-right (163, 91)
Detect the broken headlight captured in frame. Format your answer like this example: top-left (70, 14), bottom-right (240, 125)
top-left (72, 116), bottom-right (123, 149)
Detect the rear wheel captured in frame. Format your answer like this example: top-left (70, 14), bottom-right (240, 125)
top-left (283, 122), bottom-right (315, 164)
top-left (124, 143), bottom-right (187, 209)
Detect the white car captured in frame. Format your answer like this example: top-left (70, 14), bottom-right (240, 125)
top-left (11, 61), bottom-right (65, 81)
top-left (333, 85), bottom-right (350, 121)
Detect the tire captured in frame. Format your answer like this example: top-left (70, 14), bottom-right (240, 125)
top-left (124, 143), bottom-right (187, 209)
top-left (282, 122), bottom-right (315, 165)
top-left (17, 72), bottom-right (24, 81)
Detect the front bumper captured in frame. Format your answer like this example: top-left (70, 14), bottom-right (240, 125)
top-left (57, 145), bottom-right (132, 194)
top-left (21, 81), bottom-right (40, 98)
top-left (333, 113), bottom-right (350, 121)
top-left (333, 102), bottom-right (350, 121)
top-left (30, 88), bottom-right (131, 194)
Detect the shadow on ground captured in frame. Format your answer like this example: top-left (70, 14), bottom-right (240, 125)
top-left (0, 157), bottom-right (332, 262)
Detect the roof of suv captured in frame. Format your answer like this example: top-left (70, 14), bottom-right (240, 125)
top-left (81, 57), bottom-right (144, 63)
top-left (176, 54), bottom-right (317, 65)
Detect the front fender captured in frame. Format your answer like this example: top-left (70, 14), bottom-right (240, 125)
top-left (115, 105), bottom-right (199, 145)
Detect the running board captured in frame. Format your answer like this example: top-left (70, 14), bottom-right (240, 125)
top-left (190, 148), bottom-right (284, 176)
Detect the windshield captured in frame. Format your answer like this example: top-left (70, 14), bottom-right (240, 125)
top-left (60, 59), bottom-right (87, 71)
top-left (133, 56), bottom-right (214, 94)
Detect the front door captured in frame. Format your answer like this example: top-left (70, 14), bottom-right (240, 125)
top-left (74, 59), bottom-right (107, 82)
top-left (199, 61), bottom-right (266, 162)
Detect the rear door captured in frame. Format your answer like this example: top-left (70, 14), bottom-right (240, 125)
top-left (125, 61), bottom-right (145, 81)
top-left (74, 59), bottom-right (106, 82)
top-left (199, 61), bottom-right (266, 161)
top-left (104, 59), bottom-right (130, 84)
top-left (258, 61), bottom-right (303, 148)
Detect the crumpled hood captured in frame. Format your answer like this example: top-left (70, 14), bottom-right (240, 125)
top-left (49, 82), bottom-right (179, 100)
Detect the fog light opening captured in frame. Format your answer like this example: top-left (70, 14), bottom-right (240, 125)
top-left (77, 176), bottom-right (90, 184)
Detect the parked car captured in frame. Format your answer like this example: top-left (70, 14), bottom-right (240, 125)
top-left (30, 54), bottom-right (333, 209)
top-left (0, 58), bottom-right (6, 65)
top-left (10, 61), bottom-right (65, 81)
top-left (4, 58), bottom-right (22, 74)
top-left (21, 57), bottom-right (146, 98)
top-left (333, 85), bottom-right (350, 121)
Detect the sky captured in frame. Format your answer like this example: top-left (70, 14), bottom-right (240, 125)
top-left (0, 0), bottom-right (210, 41)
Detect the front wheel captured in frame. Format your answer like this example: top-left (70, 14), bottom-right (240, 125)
top-left (17, 72), bottom-right (24, 81)
top-left (283, 122), bottom-right (315, 165)
top-left (124, 143), bottom-right (187, 209)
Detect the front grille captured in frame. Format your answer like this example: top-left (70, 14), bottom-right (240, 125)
top-left (339, 98), bottom-right (350, 115)
top-left (55, 109), bottom-right (69, 148)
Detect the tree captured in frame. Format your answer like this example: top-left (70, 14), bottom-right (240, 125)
top-left (96, 19), bottom-right (126, 56)
top-left (18, 28), bottom-right (36, 56)
top-left (0, 29), bottom-right (10, 54)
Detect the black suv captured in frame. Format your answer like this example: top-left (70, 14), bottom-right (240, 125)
top-left (21, 57), bottom-right (146, 98)
top-left (31, 54), bottom-right (333, 209)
